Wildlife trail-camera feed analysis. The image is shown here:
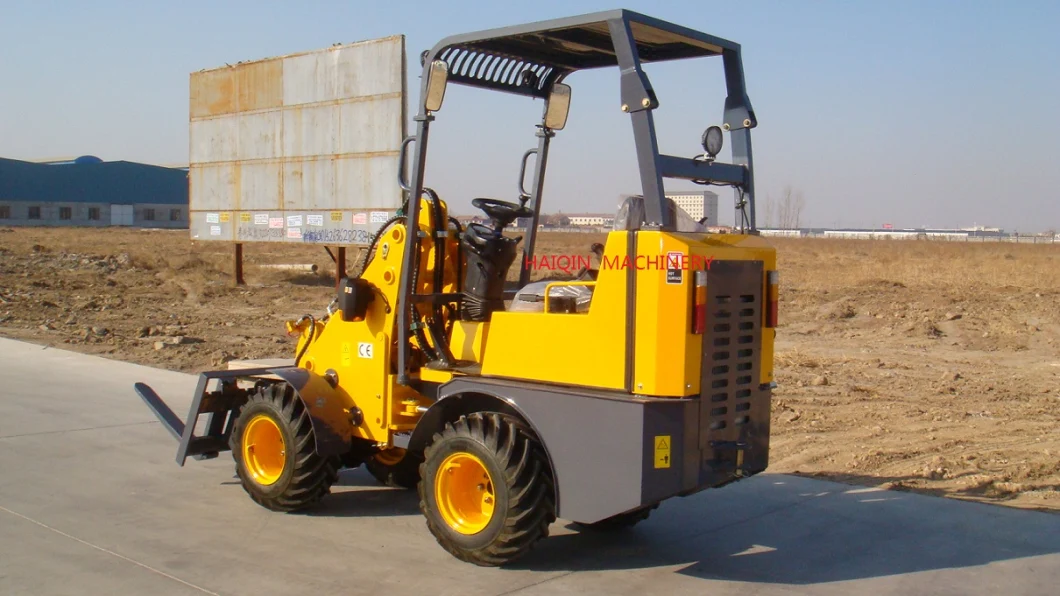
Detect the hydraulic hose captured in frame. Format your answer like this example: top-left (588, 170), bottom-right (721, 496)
top-left (293, 315), bottom-right (316, 368)
top-left (355, 215), bottom-right (407, 278)
top-left (421, 188), bottom-right (454, 366)
top-left (422, 188), bottom-right (445, 296)
top-left (448, 216), bottom-right (463, 293)
top-left (407, 241), bottom-right (438, 363)
top-left (445, 216), bottom-right (464, 337)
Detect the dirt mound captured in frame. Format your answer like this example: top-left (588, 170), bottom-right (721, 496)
top-left (0, 228), bottom-right (339, 371)
top-left (767, 237), bottom-right (1060, 511)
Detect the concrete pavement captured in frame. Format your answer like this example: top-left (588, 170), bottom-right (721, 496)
top-left (0, 336), bottom-right (1057, 595)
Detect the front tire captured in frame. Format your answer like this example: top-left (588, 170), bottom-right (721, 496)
top-left (419, 412), bottom-right (556, 566)
top-left (229, 383), bottom-right (339, 512)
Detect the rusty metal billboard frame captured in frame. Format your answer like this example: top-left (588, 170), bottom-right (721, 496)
top-left (187, 35), bottom-right (408, 248)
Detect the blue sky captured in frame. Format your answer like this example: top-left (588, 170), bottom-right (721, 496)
top-left (2, 1), bottom-right (1058, 231)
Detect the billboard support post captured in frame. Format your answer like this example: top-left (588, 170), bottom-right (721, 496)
top-left (336, 247), bottom-right (346, 290)
top-left (234, 243), bottom-right (245, 286)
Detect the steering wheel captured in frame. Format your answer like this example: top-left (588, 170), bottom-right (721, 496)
top-left (462, 223), bottom-right (522, 254)
top-left (472, 198), bottom-right (533, 230)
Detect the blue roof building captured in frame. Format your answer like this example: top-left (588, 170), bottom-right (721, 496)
top-left (0, 156), bottom-right (189, 227)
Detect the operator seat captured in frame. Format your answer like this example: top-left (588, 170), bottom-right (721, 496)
top-left (459, 198), bottom-right (532, 321)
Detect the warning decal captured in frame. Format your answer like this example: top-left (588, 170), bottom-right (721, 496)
top-left (341, 342), bottom-right (352, 367)
top-left (654, 435), bottom-right (671, 469)
top-left (665, 251), bottom-right (682, 285)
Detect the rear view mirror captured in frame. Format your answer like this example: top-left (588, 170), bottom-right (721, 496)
top-left (544, 83), bottom-right (571, 130)
top-left (424, 60), bottom-right (449, 112)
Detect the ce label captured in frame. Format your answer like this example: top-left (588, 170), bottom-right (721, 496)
top-left (357, 342), bottom-right (374, 359)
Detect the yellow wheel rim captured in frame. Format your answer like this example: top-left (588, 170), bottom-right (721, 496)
top-left (242, 414), bottom-right (286, 485)
top-left (434, 452), bottom-right (495, 535)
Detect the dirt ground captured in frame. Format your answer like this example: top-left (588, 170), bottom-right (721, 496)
top-left (1, 227), bottom-right (1057, 512)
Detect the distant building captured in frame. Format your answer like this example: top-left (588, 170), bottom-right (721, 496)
top-left (667, 190), bottom-right (719, 224)
top-left (0, 156), bottom-right (188, 228)
top-left (566, 214), bottom-right (614, 227)
top-left (759, 229), bottom-right (803, 237)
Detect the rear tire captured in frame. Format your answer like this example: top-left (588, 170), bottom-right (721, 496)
top-left (229, 383), bottom-right (339, 512)
top-left (419, 412), bottom-right (556, 566)
top-left (365, 447), bottom-right (422, 489)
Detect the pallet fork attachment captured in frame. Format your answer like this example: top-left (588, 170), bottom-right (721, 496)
top-left (135, 367), bottom-right (275, 466)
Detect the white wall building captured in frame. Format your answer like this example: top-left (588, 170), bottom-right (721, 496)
top-left (667, 190), bottom-right (719, 224)
top-left (567, 214), bottom-right (614, 227)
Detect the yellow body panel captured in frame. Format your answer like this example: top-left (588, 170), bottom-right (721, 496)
top-left (475, 229), bottom-right (776, 396)
top-left (449, 321), bottom-right (488, 362)
top-left (479, 232), bottom-right (629, 390)
top-left (632, 232), bottom-right (776, 396)
top-left (631, 232), bottom-right (698, 397)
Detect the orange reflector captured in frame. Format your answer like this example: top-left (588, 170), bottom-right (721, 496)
top-left (765, 270), bottom-right (779, 328)
top-left (694, 285), bottom-right (707, 303)
top-left (693, 270), bottom-right (708, 334)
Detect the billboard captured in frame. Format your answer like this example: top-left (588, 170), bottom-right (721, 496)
top-left (188, 35), bottom-right (407, 244)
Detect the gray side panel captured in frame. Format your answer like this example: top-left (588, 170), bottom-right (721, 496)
top-left (439, 378), bottom-right (694, 524)
top-left (639, 399), bottom-right (697, 505)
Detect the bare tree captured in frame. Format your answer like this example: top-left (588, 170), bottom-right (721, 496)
top-left (777, 186), bottom-right (805, 229)
top-left (762, 192), bottom-right (777, 228)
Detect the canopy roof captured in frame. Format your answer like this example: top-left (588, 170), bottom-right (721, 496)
top-left (427, 9), bottom-right (738, 97)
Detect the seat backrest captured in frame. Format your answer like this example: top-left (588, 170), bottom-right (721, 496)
top-left (613, 195), bottom-right (708, 232)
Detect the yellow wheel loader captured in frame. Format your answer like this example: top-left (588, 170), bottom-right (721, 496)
top-left (135, 9), bottom-right (779, 567)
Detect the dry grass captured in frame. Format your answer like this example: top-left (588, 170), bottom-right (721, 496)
top-left (771, 238), bottom-right (1060, 293)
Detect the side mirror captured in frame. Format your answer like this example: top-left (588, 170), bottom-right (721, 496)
top-left (424, 60), bottom-right (448, 112)
top-left (544, 83), bottom-right (571, 130)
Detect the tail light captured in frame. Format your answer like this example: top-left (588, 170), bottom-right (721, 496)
top-left (692, 270), bottom-right (708, 334)
top-left (765, 270), bottom-right (779, 328)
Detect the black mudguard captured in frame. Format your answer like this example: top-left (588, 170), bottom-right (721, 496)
top-left (267, 367), bottom-right (358, 457)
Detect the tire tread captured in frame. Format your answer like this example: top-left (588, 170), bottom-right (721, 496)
top-left (419, 412), bottom-right (556, 566)
top-left (229, 383), bottom-right (339, 512)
